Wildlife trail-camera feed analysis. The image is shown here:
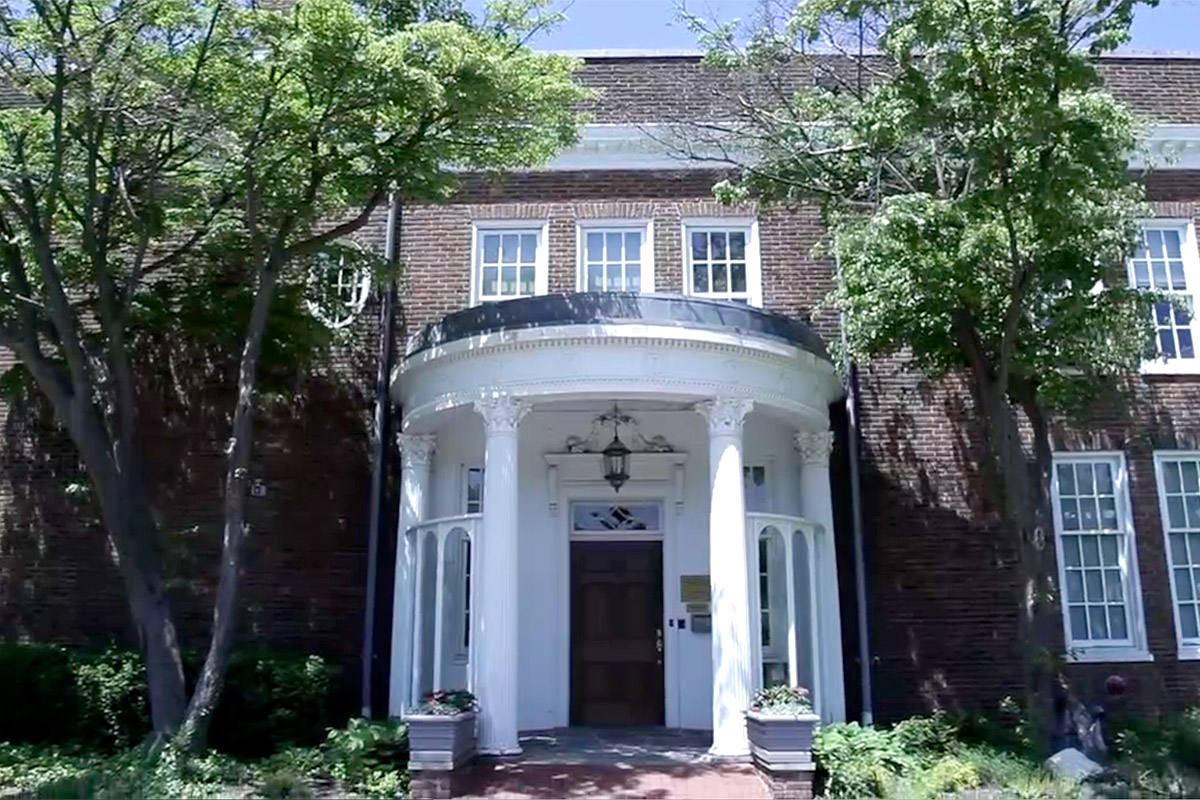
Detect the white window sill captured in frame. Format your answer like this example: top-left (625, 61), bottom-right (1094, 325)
top-left (1176, 646), bottom-right (1200, 661)
top-left (1141, 359), bottom-right (1200, 376)
top-left (1066, 647), bottom-right (1154, 664)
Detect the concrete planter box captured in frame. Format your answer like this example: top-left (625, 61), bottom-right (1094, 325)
top-left (745, 711), bottom-right (820, 772)
top-left (406, 710), bottom-right (477, 772)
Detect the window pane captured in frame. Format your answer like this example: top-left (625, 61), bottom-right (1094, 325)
top-left (607, 263), bottom-right (622, 289)
top-left (1063, 535), bottom-right (1082, 567)
top-left (713, 264), bottom-right (728, 292)
top-left (483, 234), bottom-right (500, 263)
top-left (1171, 532), bottom-right (1189, 563)
top-left (482, 266), bottom-right (498, 296)
top-left (1179, 329), bottom-right (1195, 360)
top-left (520, 234), bottom-right (537, 261)
top-left (1170, 259), bottom-right (1187, 289)
top-left (572, 502), bottom-right (662, 531)
top-left (1088, 606), bottom-right (1109, 639)
top-left (1081, 536), bottom-right (1101, 567)
top-left (1183, 461), bottom-right (1200, 493)
top-left (730, 232), bottom-right (746, 259)
top-left (693, 262), bottom-right (709, 293)
top-left (1168, 496), bottom-right (1187, 529)
top-left (1188, 494), bottom-right (1200, 528)
top-left (1109, 608), bottom-right (1128, 640)
top-left (587, 264), bottom-right (603, 291)
top-left (501, 234), bottom-right (519, 263)
top-left (1077, 463), bottom-right (1095, 494)
top-left (711, 232), bottom-right (727, 259)
top-left (1080, 499), bottom-right (1099, 530)
top-left (1057, 464), bottom-right (1076, 494)
top-left (691, 231), bottom-right (707, 261)
top-left (625, 264), bottom-right (641, 292)
top-left (1182, 606), bottom-right (1200, 639)
top-left (1099, 497), bottom-right (1118, 528)
top-left (606, 232), bottom-right (623, 260)
top-left (1165, 229), bottom-right (1183, 259)
top-left (519, 265), bottom-right (536, 295)
top-left (1085, 570), bottom-right (1104, 602)
top-left (1147, 230), bottom-right (1165, 258)
top-left (1065, 571), bottom-right (1084, 601)
top-left (731, 261), bottom-right (747, 293)
top-left (587, 232), bottom-right (603, 262)
top-left (1069, 605), bottom-right (1089, 639)
top-left (625, 231), bottom-right (641, 257)
top-left (1133, 261), bottom-right (1151, 288)
top-left (1105, 569), bottom-right (1124, 601)
top-left (1176, 568), bottom-right (1194, 600)
top-left (1060, 498), bottom-right (1080, 531)
top-left (1159, 329), bottom-right (1177, 358)
top-left (1153, 259), bottom-right (1169, 288)
top-left (1099, 534), bottom-right (1119, 566)
top-left (501, 264), bottom-right (516, 295)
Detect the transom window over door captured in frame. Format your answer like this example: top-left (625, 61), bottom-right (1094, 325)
top-left (580, 224), bottom-right (653, 292)
top-left (1050, 453), bottom-right (1149, 662)
top-left (473, 224), bottom-right (547, 304)
top-left (1128, 223), bottom-right (1200, 369)
top-left (1153, 452), bottom-right (1200, 658)
top-left (684, 222), bottom-right (761, 306)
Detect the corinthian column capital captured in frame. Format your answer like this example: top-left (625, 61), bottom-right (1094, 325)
top-left (398, 434), bottom-right (436, 469)
top-left (474, 394), bottom-right (530, 433)
top-left (795, 430), bottom-right (834, 466)
top-left (695, 397), bottom-right (754, 436)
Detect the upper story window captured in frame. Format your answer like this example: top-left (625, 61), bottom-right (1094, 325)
top-left (684, 221), bottom-right (762, 306)
top-left (578, 222), bottom-right (654, 292)
top-left (307, 249), bottom-right (371, 329)
top-left (1152, 451), bottom-right (1200, 659)
top-left (472, 223), bottom-right (548, 305)
top-left (1128, 222), bottom-right (1200, 371)
top-left (1050, 452), bottom-right (1150, 662)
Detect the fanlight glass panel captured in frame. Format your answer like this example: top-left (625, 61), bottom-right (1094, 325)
top-left (572, 502), bottom-right (662, 532)
top-left (417, 529), bottom-right (438, 699)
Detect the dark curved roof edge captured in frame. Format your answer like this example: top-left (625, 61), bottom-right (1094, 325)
top-left (405, 292), bottom-right (831, 362)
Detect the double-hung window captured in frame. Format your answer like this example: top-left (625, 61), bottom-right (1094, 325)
top-left (578, 222), bottom-right (654, 292)
top-left (1128, 222), bottom-right (1200, 371)
top-left (684, 221), bottom-right (762, 306)
top-left (473, 223), bottom-right (547, 304)
top-left (1050, 452), bottom-right (1150, 662)
top-left (1153, 452), bottom-right (1200, 659)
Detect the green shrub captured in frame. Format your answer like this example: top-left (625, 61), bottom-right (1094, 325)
top-left (1109, 706), bottom-right (1200, 797)
top-left (203, 649), bottom-right (340, 758)
top-left (815, 722), bottom-right (909, 798)
top-left (0, 643), bottom-right (83, 744)
top-left (324, 718), bottom-right (408, 799)
top-left (73, 647), bottom-right (150, 749)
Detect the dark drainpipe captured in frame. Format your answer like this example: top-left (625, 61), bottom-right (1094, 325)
top-left (361, 190), bottom-right (402, 717)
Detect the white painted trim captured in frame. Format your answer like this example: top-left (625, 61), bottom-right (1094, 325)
top-left (1131, 220), bottom-right (1200, 374)
top-left (519, 123), bottom-right (1200, 173)
top-left (470, 220), bottom-right (550, 306)
top-left (1152, 450), bottom-right (1200, 658)
top-left (680, 218), bottom-right (763, 307)
top-left (1050, 451), bottom-right (1152, 664)
top-left (575, 219), bottom-right (656, 293)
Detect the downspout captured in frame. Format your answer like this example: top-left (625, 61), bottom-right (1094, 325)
top-left (361, 190), bottom-right (402, 717)
top-left (836, 244), bottom-right (874, 726)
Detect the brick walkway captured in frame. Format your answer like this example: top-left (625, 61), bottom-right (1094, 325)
top-left (461, 761), bottom-right (770, 799)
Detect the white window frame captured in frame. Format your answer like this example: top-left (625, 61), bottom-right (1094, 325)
top-left (470, 220), bottom-right (549, 306)
top-left (306, 251), bottom-right (371, 329)
top-left (576, 219), bottom-right (655, 293)
top-left (1129, 220), bottom-right (1200, 375)
top-left (1153, 450), bottom-right (1200, 660)
top-left (1050, 451), bottom-right (1152, 663)
top-left (681, 218), bottom-right (762, 307)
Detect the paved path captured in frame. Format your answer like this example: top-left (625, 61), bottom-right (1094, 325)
top-left (461, 762), bottom-right (770, 799)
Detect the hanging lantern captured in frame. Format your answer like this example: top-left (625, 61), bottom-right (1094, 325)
top-left (602, 424), bottom-right (631, 492)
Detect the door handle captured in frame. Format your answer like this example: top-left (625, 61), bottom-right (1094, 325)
top-left (656, 627), bottom-right (663, 653)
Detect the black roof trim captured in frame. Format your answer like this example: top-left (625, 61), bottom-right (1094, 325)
top-left (405, 292), bottom-right (831, 361)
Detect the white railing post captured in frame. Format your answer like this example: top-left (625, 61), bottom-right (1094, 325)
top-left (432, 524), bottom-right (447, 691)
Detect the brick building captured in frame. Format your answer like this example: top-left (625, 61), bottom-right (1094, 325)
top-left (2, 53), bottom-right (1200, 754)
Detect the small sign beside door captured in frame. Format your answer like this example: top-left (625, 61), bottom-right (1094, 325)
top-left (679, 574), bottom-right (710, 604)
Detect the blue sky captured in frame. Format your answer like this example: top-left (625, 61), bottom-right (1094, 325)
top-left (508, 0), bottom-right (1200, 53)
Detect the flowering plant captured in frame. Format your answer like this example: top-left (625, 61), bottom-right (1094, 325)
top-left (749, 685), bottom-right (814, 715)
top-left (414, 689), bottom-right (477, 716)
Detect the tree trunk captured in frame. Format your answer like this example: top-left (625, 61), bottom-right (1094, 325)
top-left (175, 263), bottom-right (280, 754)
top-left (975, 381), bottom-right (1061, 751)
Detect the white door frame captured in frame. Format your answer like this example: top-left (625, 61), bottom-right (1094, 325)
top-left (555, 482), bottom-right (680, 728)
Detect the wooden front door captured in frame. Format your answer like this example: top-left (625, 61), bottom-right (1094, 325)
top-left (570, 540), bottom-right (665, 726)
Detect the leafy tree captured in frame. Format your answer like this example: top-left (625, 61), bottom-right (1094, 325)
top-left (682, 0), bottom-right (1159, 741)
top-left (0, 0), bottom-right (586, 750)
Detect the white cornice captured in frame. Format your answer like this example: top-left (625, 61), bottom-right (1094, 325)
top-left (527, 123), bottom-right (1200, 173)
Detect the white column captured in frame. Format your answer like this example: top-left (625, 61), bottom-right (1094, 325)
top-left (796, 430), bottom-right (846, 723)
top-left (696, 397), bottom-right (755, 757)
top-left (473, 395), bottom-right (528, 755)
top-left (388, 434), bottom-right (435, 718)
